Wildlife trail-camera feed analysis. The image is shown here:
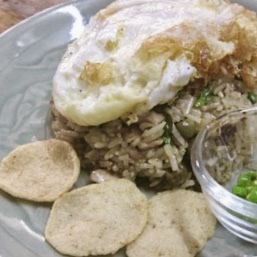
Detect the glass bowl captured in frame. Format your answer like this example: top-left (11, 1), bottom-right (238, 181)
top-left (191, 107), bottom-right (257, 244)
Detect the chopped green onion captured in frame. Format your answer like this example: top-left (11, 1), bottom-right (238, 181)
top-left (232, 170), bottom-right (257, 204)
top-left (246, 186), bottom-right (253, 194)
top-left (248, 92), bottom-right (257, 104)
top-left (232, 186), bottom-right (248, 198)
top-left (241, 171), bottom-right (257, 181)
top-left (163, 114), bottom-right (173, 145)
top-left (247, 187), bottom-right (257, 203)
top-left (194, 88), bottom-right (214, 108)
top-left (237, 174), bottom-right (252, 187)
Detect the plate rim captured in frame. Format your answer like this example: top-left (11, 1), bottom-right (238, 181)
top-left (0, 0), bottom-right (79, 40)
top-left (0, 0), bottom-right (257, 256)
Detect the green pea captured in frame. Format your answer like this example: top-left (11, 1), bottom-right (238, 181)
top-left (176, 119), bottom-right (197, 139)
top-left (232, 186), bottom-right (248, 198)
top-left (246, 188), bottom-right (257, 203)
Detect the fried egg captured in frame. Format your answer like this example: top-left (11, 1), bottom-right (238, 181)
top-left (53, 0), bottom-right (257, 126)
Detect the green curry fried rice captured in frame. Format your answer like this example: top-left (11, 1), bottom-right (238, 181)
top-left (51, 77), bottom-right (257, 190)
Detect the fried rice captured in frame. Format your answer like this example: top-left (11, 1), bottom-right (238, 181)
top-left (51, 77), bottom-right (256, 190)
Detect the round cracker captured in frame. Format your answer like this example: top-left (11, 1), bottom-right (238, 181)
top-left (45, 179), bottom-right (148, 257)
top-left (0, 139), bottom-right (80, 202)
top-left (126, 189), bottom-right (216, 257)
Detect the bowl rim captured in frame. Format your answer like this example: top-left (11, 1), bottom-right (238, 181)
top-left (191, 106), bottom-right (257, 218)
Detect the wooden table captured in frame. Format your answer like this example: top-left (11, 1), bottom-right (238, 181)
top-left (0, 0), bottom-right (65, 33)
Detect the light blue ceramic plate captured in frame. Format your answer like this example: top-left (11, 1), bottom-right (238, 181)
top-left (0, 0), bottom-right (257, 256)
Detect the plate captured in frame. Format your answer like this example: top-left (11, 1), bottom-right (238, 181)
top-left (0, 0), bottom-right (257, 256)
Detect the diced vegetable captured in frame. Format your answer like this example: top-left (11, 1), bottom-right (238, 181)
top-left (248, 92), bottom-right (257, 104)
top-left (176, 119), bottom-right (197, 139)
top-left (194, 88), bottom-right (214, 108)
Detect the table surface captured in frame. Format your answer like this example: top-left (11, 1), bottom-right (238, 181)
top-left (0, 0), bottom-right (65, 33)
